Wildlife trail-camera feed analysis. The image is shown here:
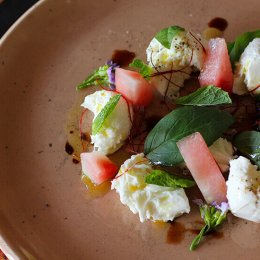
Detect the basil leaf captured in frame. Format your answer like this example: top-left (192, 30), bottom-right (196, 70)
top-left (129, 59), bottom-right (153, 79)
top-left (145, 169), bottom-right (196, 188)
top-left (155, 26), bottom-right (185, 49)
top-left (228, 30), bottom-right (260, 69)
top-left (227, 41), bottom-right (235, 54)
top-left (77, 65), bottom-right (109, 90)
top-left (175, 85), bottom-right (232, 106)
top-left (233, 131), bottom-right (260, 168)
top-left (92, 94), bottom-right (121, 135)
top-left (144, 107), bottom-right (234, 166)
top-left (190, 204), bottom-right (228, 251)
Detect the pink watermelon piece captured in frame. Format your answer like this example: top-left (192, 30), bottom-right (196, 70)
top-left (115, 68), bottom-right (153, 106)
top-left (199, 38), bottom-right (233, 93)
top-left (80, 151), bottom-right (118, 185)
top-left (177, 132), bottom-right (227, 204)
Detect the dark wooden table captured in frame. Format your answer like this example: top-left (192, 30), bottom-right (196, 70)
top-left (0, 0), bottom-right (39, 37)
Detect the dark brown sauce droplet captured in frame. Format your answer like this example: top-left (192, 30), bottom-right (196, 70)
top-left (167, 222), bottom-right (186, 244)
top-left (167, 221), bottom-right (214, 244)
top-left (207, 230), bottom-right (223, 239)
top-left (208, 17), bottom-right (228, 31)
top-left (189, 229), bottom-right (201, 235)
top-left (112, 49), bottom-right (136, 67)
top-left (72, 158), bottom-right (80, 164)
top-left (81, 132), bottom-right (90, 142)
top-left (65, 141), bottom-right (74, 155)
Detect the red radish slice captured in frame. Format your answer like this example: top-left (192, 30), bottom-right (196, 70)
top-left (80, 151), bottom-right (118, 185)
top-left (115, 68), bottom-right (153, 106)
top-left (199, 38), bottom-right (233, 93)
top-left (177, 132), bottom-right (227, 204)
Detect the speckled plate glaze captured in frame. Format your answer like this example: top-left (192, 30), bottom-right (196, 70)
top-left (1, 0), bottom-right (260, 259)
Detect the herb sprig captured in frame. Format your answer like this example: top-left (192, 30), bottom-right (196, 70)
top-left (129, 59), bottom-right (153, 79)
top-left (190, 202), bottom-right (229, 250)
top-left (233, 131), bottom-right (260, 168)
top-left (227, 30), bottom-right (260, 69)
top-left (144, 106), bottom-right (234, 166)
top-left (145, 169), bottom-right (196, 189)
top-left (175, 85), bottom-right (232, 106)
top-left (76, 61), bottom-right (119, 90)
top-left (92, 94), bottom-right (121, 135)
top-left (155, 26), bottom-right (185, 49)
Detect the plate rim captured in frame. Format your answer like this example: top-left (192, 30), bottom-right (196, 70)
top-left (0, 0), bottom-right (44, 46)
top-left (0, 1), bottom-right (46, 258)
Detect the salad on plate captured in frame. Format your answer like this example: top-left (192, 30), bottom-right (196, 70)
top-left (68, 20), bottom-right (260, 251)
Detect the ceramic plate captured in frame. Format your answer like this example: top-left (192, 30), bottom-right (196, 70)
top-left (1, 0), bottom-right (260, 259)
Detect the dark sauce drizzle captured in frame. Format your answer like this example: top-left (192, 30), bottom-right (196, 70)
top-left (167, 221), bottom-right (223, 245)
top-left (65, 142), bottom-right (74, 155)
top-left (65, 141), bottom-right (80, 164)
top-left (111, 50), bottom-right (136, 66)
top-left (208, 17), bottom-right (228, 31)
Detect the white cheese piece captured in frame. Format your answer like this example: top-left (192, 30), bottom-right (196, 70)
top-left (227, 156), bottom-right (260, 223)
top-left (111, 153), bottom-right (190, 222)
top-left (238, 38), bottom-right (260, 95)
top-left (146, 31), bottom-right (206, 99)
top-left (81, 90), bottom-right (132, 155)
top-left (209, 138), bottom-right (235, 172)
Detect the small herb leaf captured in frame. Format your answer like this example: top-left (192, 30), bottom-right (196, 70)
top-left (76, 65), bottom-right (109, 90)
top-left (190, 204), bottom-right (228, 251)
top-left (175, 85), bottom-right (232, 106)
top-left (145, 169), bottom-right (196, 189)
top-left (144, 106), bottom-right (234, 166)
top-left (129, 59), bottom-right (153, 79)
top-left (233, 131), bottom-right (260, 168)
top-left (228, 30), bottom-right (260, 69)
top-left (155, 26), bottom-right (185, 49)
top-left (92, 94), bottom-right (121, 135)
top-left (227, 41), bottom-right (235, 54)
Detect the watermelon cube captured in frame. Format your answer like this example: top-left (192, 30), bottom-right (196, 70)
top-left (80, 151), bottom-right (118, 185)
top-left (177, 132), bottom-right (227, 204)
top-left (199, 38), bottom-right (233, 93)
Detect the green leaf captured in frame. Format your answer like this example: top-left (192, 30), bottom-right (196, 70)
top-left (228, 30), bottom-right (260, 69)
top-left (145, 169), bottom-right (196, 188)
top-left (190, 204), bottom-right (228, 251)
top-left (92, 94), bottom-right (121, 135)
top-left (77, 65), bottom-right (109, 90)
top-left (175, 85), bottom-right (232, 106)
top-left (233, 131), bottom-right (260, 168)
top-left (144, 106), bottom-right (234, 166)
top-left (129, 59), bottom-right (153, 79)
top-left (155, 26), bottom-right (185, 49)
top-left (227, 41), bottom-right (235, 54)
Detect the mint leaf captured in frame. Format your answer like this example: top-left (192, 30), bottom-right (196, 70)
top-left (228, 30), bottom-right (260, 69)
top-left (129, 59), bottom-right (153, 79)
top-left (144, 107), bottom-right (234, 166)
top-left (190, 204), bottom-right (228, 250)
top-left (92, 94), bottom-right (121, 135)
top-left (175, 85), bottom-right (232, 106)
top-left (155, 26), bottom-right (185, 49)
top-left (227, 41), bottom-right (235, 54)
top-left (77, 65), bottom-right (109, 90)
top-left (233, 131), bottom-right (260, 168)
top-left (145, 169), bottom-right (196, 188)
